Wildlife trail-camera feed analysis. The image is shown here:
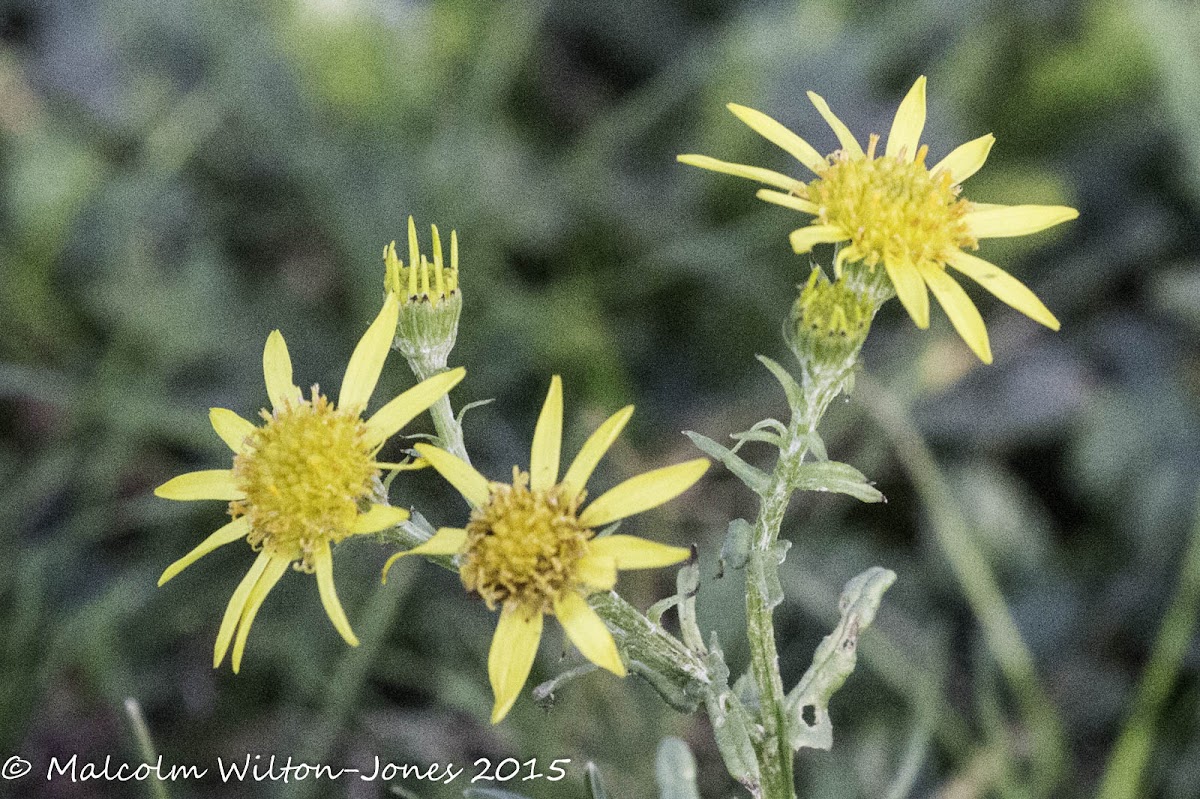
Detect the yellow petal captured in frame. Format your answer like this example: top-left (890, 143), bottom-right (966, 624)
top-left (917, 262), bottom-right (993, 364)
top-left (381, 527), bottom-right (468, 583)
top-left (587, 535), bottom-right (691, 570)
top-left (530, 376), bottom-right (563, 492)
top-left (930, 133), bottom-right (995, 184)
top-left (964, 205), bottom-right (1079, 239)
top-left (314, 542), bottom-right (359, 648)
top-left (338, 293), bottom-right (401, 414)
top-left (263, 330), bottom-right (300, 410)
top-left (412, 444), bottom-right (490, 508)
top-left (214, 552), bottom-right (271, 669)
top-left (352, 504), bottom-right (410, 534)
top-left (806, 91), bottom-right (864, 158)
top-left (561, 405), bottom-right (634, 501)
top-left (363, 367), bottom-right (466, 446)
top-left (573, 554), bottom-right (618, 591)
top-left (155, 470), bottom-right (243, 501)
top-left (159, 517), bottom-right (250, 586)
top-left (789, 224), bottom-right (850, 255)
top-left (945, 250), bottom-right (1060, 330)
top-left (756, 189), bottom-right (819, 215)
top-left (726, 103), bottom-right (827, 174)
top-left (231, 555), bottom-right (289, 673)
top-left (209, 408), bottom-right (256, 453)
top-left (676, 154), bottom-right (806, 193)
top-left (554, 592), bottom-right (625, 676)
top-left (489, 606), bottom-right (543, 724)
top-left (886, 76), bottom-right (926, 161)
top-left (579, 458), bottom-right (709, 528)
top-left (884, 258), bottom-right (930, 329)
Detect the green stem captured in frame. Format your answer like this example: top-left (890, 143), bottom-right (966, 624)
top-left (123, 698), bottom-right (170, 799)
top-left (1096, 491), bottom-right (1200, 799)
top-left (859, 375), bottom-right (1066, 795)
top-left (404, 352), bottom-right (470, 465)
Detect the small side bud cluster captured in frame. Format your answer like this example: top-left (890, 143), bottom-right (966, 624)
top-left (788, 268), bottom-right (877, 378)
top-left (385, 216), bottom-right (463, 366)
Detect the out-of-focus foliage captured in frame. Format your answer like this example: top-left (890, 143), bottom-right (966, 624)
top-left (1, 0), bottom-right (1198, 797)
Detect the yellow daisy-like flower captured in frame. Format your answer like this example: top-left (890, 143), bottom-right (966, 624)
top-left (382, 376), bottom-right (708, 723)
top-left (678, 76), bottom-right (1080, 363)
top-left (155, 293), bottom-right (465, 672)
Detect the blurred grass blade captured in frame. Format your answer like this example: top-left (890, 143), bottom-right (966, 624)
top-left (585, 762), bottom-right (608, 799)
top-left (124, 698), bottom-right (170, 799)
top-left (859, 374), bottom-right (1066, 795)
top-left (1096, 492), bottom-right (1200, 799)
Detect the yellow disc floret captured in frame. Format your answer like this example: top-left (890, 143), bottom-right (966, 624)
top-left (810, 136), bottom-right (976, 271)
top-left (230, 388), bottom-right (378, 570)
top-left (460, 468), bottom-right (592, 613)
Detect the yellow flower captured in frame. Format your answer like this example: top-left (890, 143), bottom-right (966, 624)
top-left (155, 293), bottom-right (465, 672)
top-left (678, 76), bottom-right (1080, 363)
top-left (382, 376), bottom-right (708, 723)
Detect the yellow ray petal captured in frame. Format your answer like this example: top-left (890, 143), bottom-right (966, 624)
top-left (756, 189), bottom-right (819, 215)
top-left (945, 250), bottom-right (1060, 330)
top-left (214, 552), bottom-right (271, 669)
top-left (917, 262), bottom-right (993, 364)
top-left (352, 504), bottom-right (410, 534)
top-left (530, 376), bottom-right (563, 493)
top-left (806, 91), bottom-right (864, 158)
top-left (489, 606), bottom-right (543, 724)
top-left (263, 330), bottom-right (300, 410)
top-left (363, 367), bottom-right (466, 446)
top-left (313, 542), bottom-right (359, 648)
top-left (338, 293), bottom-right (401, 414)
top-left (381, 527), bottom-right (469, 583)
top-left (231, 555), bottom-right (290, 673)
top-left (587, 535), bottom-right (691, 570)
top-left (884, 258), bottom-right (930, 329)
top-left (579, 458), bottom-right (709, 528)
top-left (155, 470), bottom-right (243, 501)
top-left (789, 224), bottom-right (850, 255)
top-left (886, 76), bottom-right (927, 161)
top-left (930, 133), bottom-right (995, 184)
top-left (573, 554), bottom-right (618, 591)
top-left (676, 154), bottom-right (806, 193)
top-left (964, 205), bottom-right (1079, 239)
top-left (554, 591), bottom-right (625, 676)
top-left (209, 408), bottom-right (256, 453)
top-left (159, 518), bottom-right (250, 586)
top-left (561, 405), bottom-right (634, 501)
top-left (726, 103), bottom-right (827, 174)
top-left (412, 444), bottom-right (490, 508)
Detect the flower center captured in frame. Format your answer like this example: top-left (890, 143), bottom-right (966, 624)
top-left (459, 469), bottom-right (592, 613)
top-left (809, 138), bottom-right (976, 269)
top-left (230, 389), bottom-right (378, 569)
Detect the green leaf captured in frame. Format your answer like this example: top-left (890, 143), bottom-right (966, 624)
top-left (790, 460), bottom-right (884, 503)
top-left (684, 431), bottom-right (770, 495)
top-left (719, 518), bottom-right (754, 573)
top-left (757, 354), bottom-right (804, 414)
top-left (655, 738), bottom-right (701, 799)
top-left (456, 397), bottom-right (495, 426)
top-left (786, 566), bottom-right (896, 751)
top-left (703, 635), bottom-right (762, 793)
top-left (585, 763), bottom-right (608, 799)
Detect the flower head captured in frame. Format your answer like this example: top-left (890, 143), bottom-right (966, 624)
top-left (155, 294), bottom-right (465, 672)
top-left (382, 376), bottom-right (708, 723)
top-left (385, 216), bottom-right (463, 366)
top-left (679, 76), bottom-right (1079, 363)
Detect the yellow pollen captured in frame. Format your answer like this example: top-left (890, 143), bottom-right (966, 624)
top-left (459, 469), bottom-right (592, 613)
top-left (810, 147), bottom-right (976, 271)
top-left (229, 389), bottom-right (378, 570)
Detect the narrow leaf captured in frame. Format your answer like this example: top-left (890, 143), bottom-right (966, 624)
top-left (791, 460), bottom-right (884, 503)
top-left (756, 354), bottom-right (804, 414)
top-left (655, 738), bottom-right (701, 799)
top-left (684, 431), bottom-right (770, 495)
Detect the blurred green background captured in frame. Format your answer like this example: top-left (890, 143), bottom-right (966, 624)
top-left (3, 0), bottom-right (1199, 796)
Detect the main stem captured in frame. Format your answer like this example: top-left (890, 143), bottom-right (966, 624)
top-left (405, 352), bottom-right (469, 465)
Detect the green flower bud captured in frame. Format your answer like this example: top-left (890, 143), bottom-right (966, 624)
top-left (787, 268), bottom-right (876, 376)
top-left (385, 216), bottom-right (462, 366)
